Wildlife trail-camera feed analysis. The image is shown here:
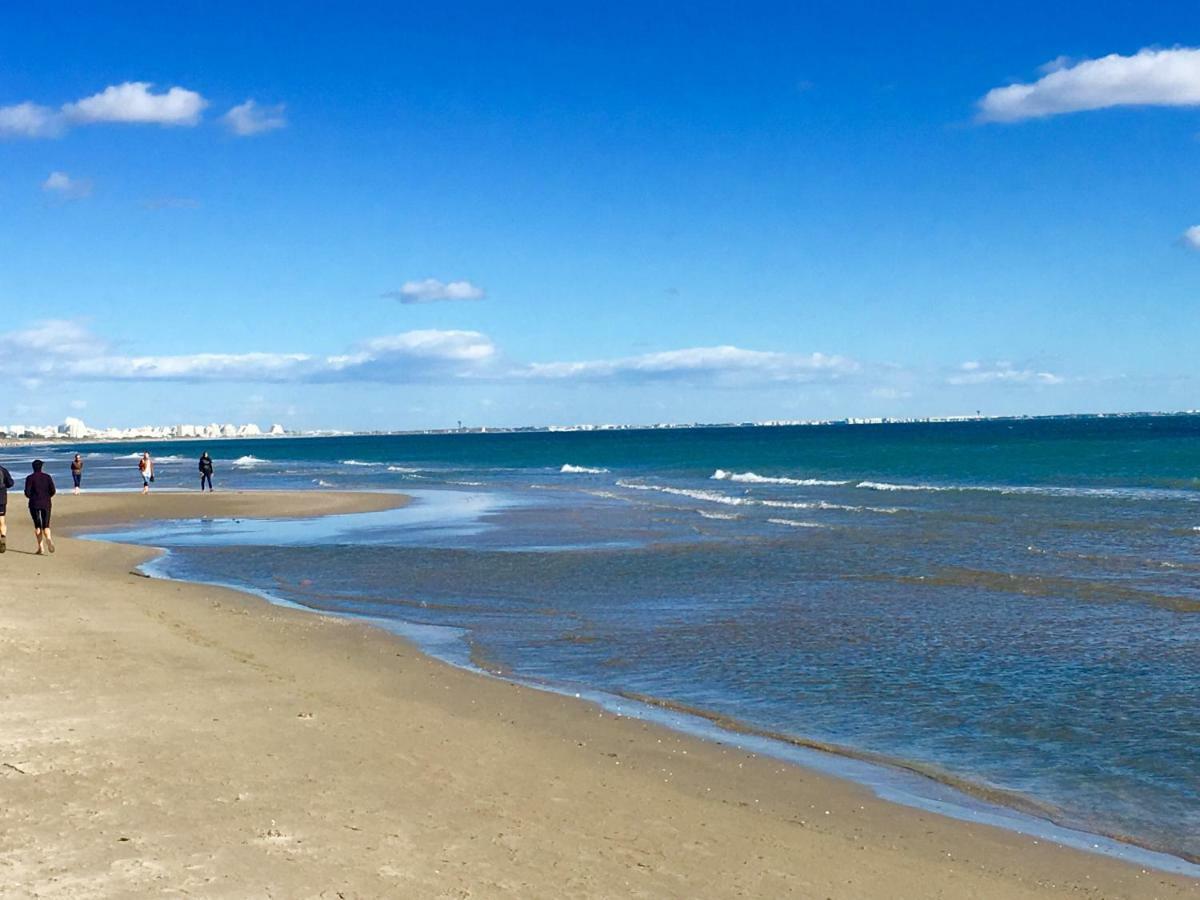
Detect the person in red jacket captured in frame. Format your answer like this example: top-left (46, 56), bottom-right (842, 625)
top-left (24, 459), bottom-right (56, 555)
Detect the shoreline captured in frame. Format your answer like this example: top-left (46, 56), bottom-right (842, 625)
top-left (2, 491), bottom-right (1195, 896)
top-left (137, 548), bottom-right (1200, 878)
top-left (104, 490), bottom-right (1199, 874)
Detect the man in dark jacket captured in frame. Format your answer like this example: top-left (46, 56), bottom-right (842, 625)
top-left (0, 462), bottom-right (13, 553)
top-left (24, 459), bottom-right (56, 555)
top-left (198, 452), bottom-right (214, 492)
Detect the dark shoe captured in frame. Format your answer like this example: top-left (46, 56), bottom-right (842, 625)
top-left (0, 536), bottom-right (6, 553)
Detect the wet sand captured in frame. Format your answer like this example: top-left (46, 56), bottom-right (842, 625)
top-left (0, 491), bottom-right (1195, 897)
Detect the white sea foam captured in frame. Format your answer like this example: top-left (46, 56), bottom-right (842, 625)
top-left (697, 510), bottom-right (741, 520)
top-left (340, 459), bottom-right (376, 466)
top-left (856, 479), bottom-right (1198, 501)
top-left (386, 466), bottom-right (423, 473)
top-left (233, 455), bottom-right (269, 467)
top-left (712, 469), bottom-right (847, 487)
top-left (448, 480), bottom-right (484, 486)
top-left (617, 480), bottom-right (754, 506)
top-left (856, 480), bottom-right (953, 493)
top-left (617, 480), bottom-right (899, 514)
top-left (561, 464), bottom-right (610, 474)
top-left (312, 479), bottom-right (334, 487)
top-left (767, 518), bottom-right (825, 528)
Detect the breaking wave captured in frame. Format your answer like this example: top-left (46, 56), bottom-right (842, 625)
top-left (855, 480), bottom-right (1200, 501)
top-left (561, 464), bottom-right (610, 474)
top-left (712, 469), bottom-right (847, 487)
top-left (233, 455), bottom-right (269, 468)
top-left (616, 480), bottom-right (898, 514)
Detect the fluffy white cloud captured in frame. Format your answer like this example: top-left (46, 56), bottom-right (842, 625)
top-left (41, 171), bottom-right (92, 199)
top-left (385, 279), bottom-right (486, 304)
top-left (1182, 225), bottom-right (1200, 250)
top-left (0, 101), bottom-right (62, 138)
top-left (223, 99), bottom-right (287, 136)
top-left (947, 362), bottom-right (1063, 386)
top-left (62, 82), bottom-right (207, 125)
top-left (978, 47), bottom-right (1200, 122)
top-left (0, 81), bottom-right (208, 138)
top-left (520, 346), bottom-right (859, 384)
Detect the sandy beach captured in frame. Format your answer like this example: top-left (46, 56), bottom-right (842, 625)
top-left (0, 491), bottom-right (1195, 898)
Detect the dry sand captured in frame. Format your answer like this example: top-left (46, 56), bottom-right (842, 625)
top-left (0, 491), bottom-right (1195, 898)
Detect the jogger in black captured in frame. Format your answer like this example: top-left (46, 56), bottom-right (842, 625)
top-left (24, 460), bottom-right (56, 555)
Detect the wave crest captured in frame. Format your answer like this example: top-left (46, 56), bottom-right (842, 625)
top-left (713, 469), bottom-right (847, 487)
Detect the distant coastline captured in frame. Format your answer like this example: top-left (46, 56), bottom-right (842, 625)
top-left (5, 407), bottom-right (1200, 448)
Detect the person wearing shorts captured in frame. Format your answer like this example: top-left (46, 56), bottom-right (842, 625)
top-left (0, 463), bottom-right (13, 553)
top-left (24, 459), bottom-right (56, 555)
top-left (139, 452), bottom-right (154, 494)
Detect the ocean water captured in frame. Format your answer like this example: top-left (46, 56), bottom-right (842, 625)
top-left (22, 415), bottom-right (1200, 866)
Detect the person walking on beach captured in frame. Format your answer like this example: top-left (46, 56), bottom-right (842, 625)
top-left (139, 451), bottom-right (154, 494)
top-left (24, 460), bottom-right (55, 555)
top-left (70, 453), bottom-right (84, 494)
top-left (0, 462), bottom-right (13, 553)
top-left (198, 451), bottom-right (214, 492)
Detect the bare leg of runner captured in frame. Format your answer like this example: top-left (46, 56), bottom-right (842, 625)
top-left (0, 513), bottom-right (6, 553)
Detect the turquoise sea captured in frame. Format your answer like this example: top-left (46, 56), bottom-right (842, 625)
top-left (17, 414), bottom-right (1199, 869)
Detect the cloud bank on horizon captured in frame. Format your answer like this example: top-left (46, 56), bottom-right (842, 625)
top-left (978, 46), bottom-right (1200, 122)
top-left (0, 320), bottom-right (1063, 399)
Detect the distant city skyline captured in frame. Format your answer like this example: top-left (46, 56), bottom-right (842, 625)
top-left (3, 3), bottom-right (1199, 430)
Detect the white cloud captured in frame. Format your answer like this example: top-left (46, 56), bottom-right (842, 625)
top-left (978, 47), bottom-right (1200, 122)
top-left (63, 82), bottom-right (207, 126)
top-left (0, 81), bottom-right (208, 138)
top-left (0, 321), bottom-right (495, 384)
top-left (66, 351), bottom-right (314, 382)
top-left (223, 99), bottom-right (287, 136)
top-left (1182, 225), bottom-right (1200, 250)
top-left (0, 101), bottom-right (62, 138)
top-left (947, 361), bottom-right (1063, 386)
top-left (359, 330), bottom-right (495, 361)
top-left (41, 171), bottom-right (92, 199)
top-left (385, 279), bottom-right (486, 304)
top-left (0, 320), bottom-right (106, 357)
top-left (0, 320), bottom-right (863, 391)
top-left (520, 346), bottom-right (859, 384)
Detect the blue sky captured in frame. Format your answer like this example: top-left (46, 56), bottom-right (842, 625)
top-left (2, 1), bottom-right (1198, 429)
